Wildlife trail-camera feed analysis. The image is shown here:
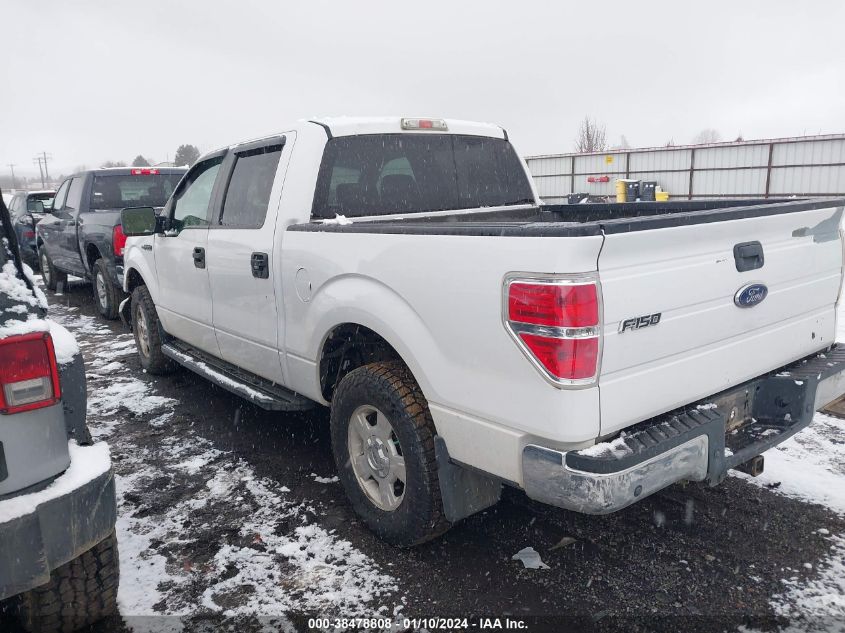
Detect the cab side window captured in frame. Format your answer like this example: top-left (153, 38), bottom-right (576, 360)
top-left (52, 179), bottom-right (71, 212)
top-left (65, 178), bottom-right (85, 212)
top-left (170, 156), bottom-right (224, 230)
top-left (219, 145), bottom-right (282, 228)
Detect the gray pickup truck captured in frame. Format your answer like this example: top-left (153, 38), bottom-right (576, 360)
top-left (0, 192), bottom-right (119, 632)
top-left (37, 167), bottom-right (185, 319)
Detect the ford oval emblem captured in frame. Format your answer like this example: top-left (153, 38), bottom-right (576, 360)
top-left (734, 282), bottom-right (768, 308)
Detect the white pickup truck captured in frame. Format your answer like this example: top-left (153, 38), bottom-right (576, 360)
top-left (120, 117), bottom-right (845, 546)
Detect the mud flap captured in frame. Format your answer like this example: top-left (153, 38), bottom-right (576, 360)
top-left (434, 436), bottom-right (502, 523)
top-left (118, 296), bottom-right (131, 326)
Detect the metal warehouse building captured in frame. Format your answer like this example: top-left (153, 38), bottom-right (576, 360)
top-left (525, 133), bottom-right (845, 203)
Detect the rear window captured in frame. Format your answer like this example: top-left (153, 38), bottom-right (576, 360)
top-left (26, 193), bottom-right (54, 212)
top-left (311, 134), bottom-right (533, 218)
top-left (90, 174), bottom-right (182, 210)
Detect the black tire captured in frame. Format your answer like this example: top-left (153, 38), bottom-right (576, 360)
top-left (330, 361), bottom-right (451, 547)
top-left (39, 248), bottom-right (67, 293)
top-left (131, 285), bottom-right (177, 375)
top-left (93, 259), bottom-right (122, 320)
top-left (17, 531), bottom-right (119, 633)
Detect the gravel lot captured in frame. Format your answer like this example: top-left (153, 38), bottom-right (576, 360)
top-left (4, 279), bottom-right (845, 633)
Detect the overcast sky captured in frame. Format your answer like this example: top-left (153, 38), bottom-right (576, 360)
top-left (2, 0), bottom-right (844, 177)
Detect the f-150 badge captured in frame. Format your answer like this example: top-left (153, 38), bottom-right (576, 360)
top-left (734, 283), bottom-right (768, 308)
top-left (619, 313), bottom-right (661, 333)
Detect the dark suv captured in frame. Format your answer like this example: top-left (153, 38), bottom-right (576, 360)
top-left (0, 191), bottom-right (119, 632)
top-left (37, 167), bottom-right (186, 319)
top-left (6, 191), bottom-right (55, 270)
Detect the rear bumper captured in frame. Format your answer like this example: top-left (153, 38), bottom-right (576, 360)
top-left (0, 443), bottom-right (116, 600)
top-left (522, 344), bottom-right (845, 514)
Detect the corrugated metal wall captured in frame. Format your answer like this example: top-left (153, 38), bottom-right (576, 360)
top-left (525, 134), bottom-right (845, 203)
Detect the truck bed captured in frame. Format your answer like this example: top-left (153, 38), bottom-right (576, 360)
top-left (290, 198), bottom-right (844, 237)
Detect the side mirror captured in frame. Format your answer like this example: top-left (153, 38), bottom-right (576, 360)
top-left (121, 206), bottom-right (159, 236)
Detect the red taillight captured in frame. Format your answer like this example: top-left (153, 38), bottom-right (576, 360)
top-left (505, 277), bottom-right (600, 384)
top-left (508, 282), bottom-right (598, 327)
top-left (23, 230), bottom-right (35, 239)
top-left (0, 332), bottom-right (61, 414)
top-left (518, 334), bottom-right (599, 381)
top-left (113, 224), bottom-right (127, 256)
top-left (130, 168), bottom-right (159, 175)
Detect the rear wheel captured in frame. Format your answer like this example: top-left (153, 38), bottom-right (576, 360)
top-left (39, 248), bottom-right (66, 292)
top-left (131, 285), bottom-right (177, 375)
top-left (17, 531), bottom-right (119, 633)
top-left (93, 259), bottom-right (121, 320)
top-left (330, 361), bottom-right (451, 546)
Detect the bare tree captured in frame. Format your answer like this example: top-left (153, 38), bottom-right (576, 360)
top-left (734, 132), bottom-right (744, 142)
top-left (575, 116), bottom-right (607, 153)
top-left (691, 129), bottom-right (721, 144)
top-left (664, 139), bottom-right (676, 147)
top-left (101, 160), bottom-right (127, 168)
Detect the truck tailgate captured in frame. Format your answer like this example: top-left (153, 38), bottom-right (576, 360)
top-left (597, 201), bottom-right (844, 436)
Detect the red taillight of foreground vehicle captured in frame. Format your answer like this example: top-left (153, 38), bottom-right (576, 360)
top-left (508, 282), bottom-right (598, 327)
top-left (113, 224), bottom-right (127, 256)
top-left (0, 332), bottom-right (61, 414)
top-left (505, 277), bottom-right (600, 385)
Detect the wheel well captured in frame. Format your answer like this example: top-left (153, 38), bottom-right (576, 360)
top-left (125, 268), bottom-right (145, 294)
top-left (85, 243), bottom-right (101, 269)
top-left (319, 324), bottom-right (402, 402)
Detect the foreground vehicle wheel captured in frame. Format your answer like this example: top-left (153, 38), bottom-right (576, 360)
top-left (39, 249), bottom-right (66, 292)
top-left (131, 285), bottom-right (177, 375)
top-left (17, 531), bottom-right (119, 633)
top-left (93, 259), bottom-right (121, 320)
top-left (330, 361), bottom-right (451, 547)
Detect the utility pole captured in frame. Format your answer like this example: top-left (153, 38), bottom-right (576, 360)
top-left (33, 156), bottom-right (45, 188)
top-left (7, 164), bottom-right (16, 189)
top-left (41, 151), bottom-right (51, 183)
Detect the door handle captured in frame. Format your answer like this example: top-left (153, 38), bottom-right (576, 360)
top-left (733, 241), bottom-right (764, 272)
top-left (193, 247), bottom-right (206, 269)
top-left (251, 252), bottom-right (269, 279)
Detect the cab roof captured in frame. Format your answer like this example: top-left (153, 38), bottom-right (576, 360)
top-left (308, 116), bottom-right (507, 139)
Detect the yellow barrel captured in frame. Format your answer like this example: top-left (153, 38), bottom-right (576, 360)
top-left (655, 191), bottom-right (670, 202)
top-left (615, 179), bottom-right (627, 203)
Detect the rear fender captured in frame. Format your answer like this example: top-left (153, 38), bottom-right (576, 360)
top-left (300, 274), bottom-right (443, 404)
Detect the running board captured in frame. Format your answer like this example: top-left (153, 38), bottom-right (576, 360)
top-left (161, 342), bottom-right (315, 412)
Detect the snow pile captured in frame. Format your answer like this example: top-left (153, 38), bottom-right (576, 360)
top-left (0, 441), bottom-right (110, 523)
top-left (48, 320), bottom-right (80, 364)
top-left (578, 432), bottom-right (632, 459)
top-left (0, 258), bottom-right (45, 311)
top-left (311, 473), bottom-right (339, 483)
top-left (322, 214), bottom-right (353, 226)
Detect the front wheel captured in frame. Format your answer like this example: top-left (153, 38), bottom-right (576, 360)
top-left (330, 361), bottom-right (451, 547)
top-left (39, 248), bottom-right (66, 292)
top-left (93, 259), bottom-right (122, 320)
top-left (16, 531), bottom-right (119, 633)
top-left (131, 285), bottom-right (177, 375)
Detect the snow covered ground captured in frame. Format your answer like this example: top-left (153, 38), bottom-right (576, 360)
top-left (47, 302), bottom-right (401, 627)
